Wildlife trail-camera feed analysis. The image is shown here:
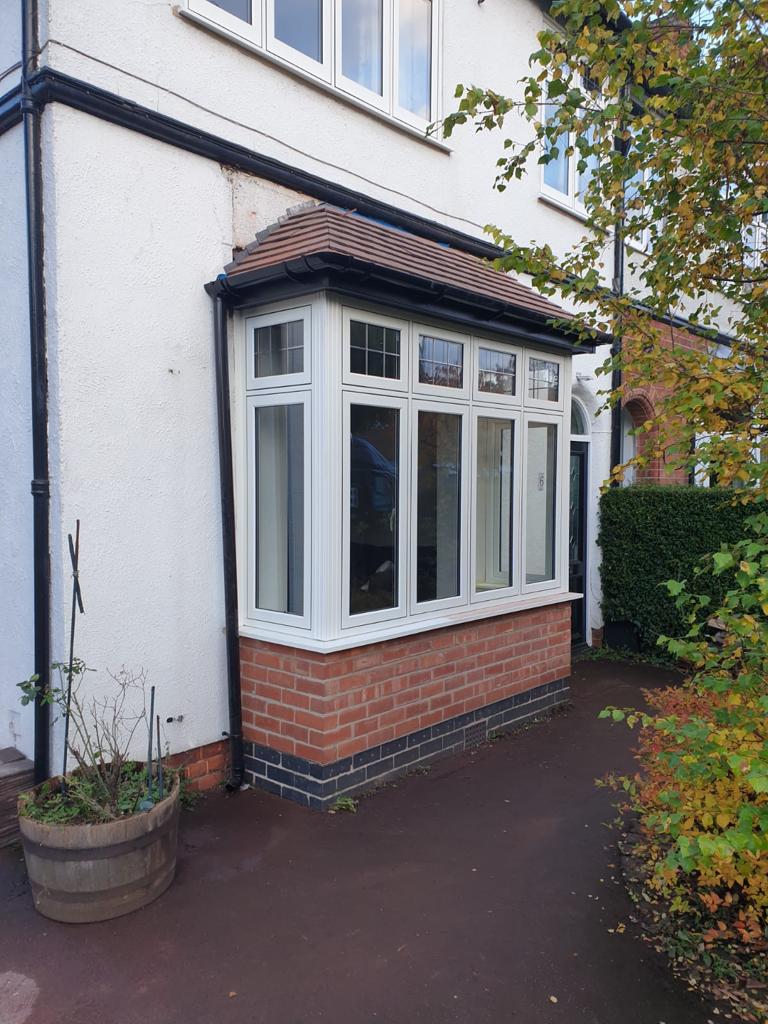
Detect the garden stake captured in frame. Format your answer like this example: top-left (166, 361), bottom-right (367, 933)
top-left (139, 686), bottom-right (156, 812)
top-left (156, 714), bottom-right (164, 800)
top-left (62, 520), bottom-right (84, 793)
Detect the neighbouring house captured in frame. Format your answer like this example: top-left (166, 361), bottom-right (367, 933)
top-left (0, 0), bottom-right (730, 806)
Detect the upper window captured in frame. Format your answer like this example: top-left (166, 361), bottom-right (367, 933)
top-left (187, 0), bottom-right (438, 127)
top-left (540, 83), bottom-right (600, 215)
top-left (526, 354), bottom-right (563, 408)
top-left (245, 305), bottom-right (311, 388)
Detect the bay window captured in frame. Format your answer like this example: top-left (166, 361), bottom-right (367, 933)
top-left (238, 298), bottom-right (570, 647)
top-left (185, 0), bottom-right (438, 127)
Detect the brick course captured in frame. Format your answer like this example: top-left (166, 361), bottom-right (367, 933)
top-left (168, 738), bottom-right (228, 793)
top-left (240, 601), bottom-right (571, 767)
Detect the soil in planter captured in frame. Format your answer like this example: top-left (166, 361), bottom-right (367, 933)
top-left (20, 762), bottom-right (172, 826)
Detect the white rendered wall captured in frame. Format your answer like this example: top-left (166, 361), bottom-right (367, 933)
top-left (0, 122), bottom-right (35, 757)
top-left (42, 0), bottom-right (611, 278)
top-left (0, 0), bottom-right (21, 92)
top-left (44, 105), bottom-right (237, 762)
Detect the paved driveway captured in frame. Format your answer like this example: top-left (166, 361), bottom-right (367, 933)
top-left (0, 660), bottom-right (709, 1024)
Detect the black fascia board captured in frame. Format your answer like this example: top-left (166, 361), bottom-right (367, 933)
top-left (20, 67), bottom-right (502, 262)
top-left (0, 81), bottom-right (23, 135)
top-left (207, 254), bottom-right (599, 354)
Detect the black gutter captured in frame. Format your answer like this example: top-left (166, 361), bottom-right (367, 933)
top-left (212, 293), bottom-right (244, 791)
top-left (21, 0), bottom-right (51, 783)
top-left (206, 254), bottom-right (602, 354)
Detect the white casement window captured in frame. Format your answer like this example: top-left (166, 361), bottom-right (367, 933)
top-left (745, 214), bottom-right (768, 271)
top-left (237, 299), bottom-right (570, 648)
top-left (185, 0), bottom-right (439, 128)
top-left (246, 391), bottom-right (312, 628)
top-left (540, 90), bottom-right (599, 215)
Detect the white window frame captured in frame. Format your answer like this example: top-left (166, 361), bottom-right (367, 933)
top-left (246, 389), bottom-right (312, 629)
top-left (470, 405), bottom-right (522, 604)
top-left (521, 411), bottom-right (564, 595)
top-left (182, 0), bottom-right (440, 131)
top-left (409, 397), bottom-right (470, 614)
top-left (245, 304), bottom-right (312, 390)
top-left (342, 390), bottom-right (409, 629)
top-left (392, 0), bottom-right (440, 130)
top-left (412, 322), bottom-right (471, 401)
top-left (187, 0), bottom-right (263, 46)
top-left (524, 351), bottom-right (565, 411)
top-left (342, 306), bottom-right (409, 391)
top-left (266, 0), bottom-right (332, 81)
top-left (335, 0), bottom-right (392, 111)
top-left (472, 338), bottom-right (523, 406)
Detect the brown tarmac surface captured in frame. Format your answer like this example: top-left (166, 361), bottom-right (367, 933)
top-left (0, 660), bottom-right (710, 1024)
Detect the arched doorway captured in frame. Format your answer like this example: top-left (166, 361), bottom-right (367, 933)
top-left (569, 398), bottom-right (590, 645)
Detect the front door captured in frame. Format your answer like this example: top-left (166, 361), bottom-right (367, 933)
top-left (569, 441), bottom-right (588, 645)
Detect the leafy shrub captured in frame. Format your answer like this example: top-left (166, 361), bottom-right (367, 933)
top-left (599, 485), bottom-right (752, 650)
top-left (602, 510), bottom-right (768, 1019)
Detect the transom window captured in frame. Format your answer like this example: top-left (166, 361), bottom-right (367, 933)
top-left (239, 298), bottom-right (569, 644)
top-left (186, 0), bottom-right (438, 128)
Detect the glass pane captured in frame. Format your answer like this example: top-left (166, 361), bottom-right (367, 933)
top-left (254, 404), bottom-right (304, 615)
top-left (418, 334), bottom-right (464, 388)
top-left (577, 122), bottom-right (599, 202)
top-left (417, 411), bottom-right (462, 602)
top-left (275, 0), bottom-right (322, 62)
top-left (543, 98), bottom-right (569, 195)
top-left (253, 320), bottom-right (304, 378)
top-left (476, 418), bottom-right (514, 592)
top-left (525, 423), bottom-right (557, 585)
top-left (349, 320), bottom-right (401, 379)
top-left (398, 0), bottom-right (431, 118)
top-left (528, 357), bottom-right (559, 402)
top-left (349, 405), bottom-right (400, 615)
top-left (210, 0), bottom-right (251, 20)
top-left (478, 347), bottom-right (516, 396)
top-left (570, 401), bottom-right (588, 435)
top-left (342, 0), bottom-right (383, 94)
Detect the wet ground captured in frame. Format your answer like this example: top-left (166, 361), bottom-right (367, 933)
top-left (0, 659), bottom-right (710, 1024)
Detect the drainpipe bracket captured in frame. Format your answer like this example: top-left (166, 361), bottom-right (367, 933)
top-left (30, 477), bottom-right (49, 496)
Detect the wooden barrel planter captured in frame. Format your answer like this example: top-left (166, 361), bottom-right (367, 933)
top-left (18, 774), bottom-right (180, 923)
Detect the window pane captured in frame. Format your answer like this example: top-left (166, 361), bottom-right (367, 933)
top-left (570, 401), bottom-right (588, 435)
top-left (418, 334), bottom-right (463, 388)
top-left (476, 418), bottom-right (514, 592)
top-left (253, 320), bottom-right (304, 378)
top-left (275, 0), bottom-right (322, 61)
top-left (349, 319), bottom-right (401, 379)
top-left (577, 122), bottom-right (599, 202)
top-left (525, 423), bottom-right (557, 585)
top-left (342, 0), bottom-right (383, 94)
top-left (478, 347), bottom-right (516, 396)
top-left (417, 411), bottom-right (462, 602)
top-left (210, 0), bottom-right (251, 21)
top-left (254, 404), bottom-right (304, 615)
top-left (349, 405), bottom-right (400, 615)
top-left (398, 0), bottom-right (431, 118)
top-left (543, 97), bottom-right (569, 195)
top-left (528, 357), bottom-right (559, 402)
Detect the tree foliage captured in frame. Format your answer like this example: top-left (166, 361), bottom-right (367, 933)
top-left (441, 0), bottom-right (768, 491)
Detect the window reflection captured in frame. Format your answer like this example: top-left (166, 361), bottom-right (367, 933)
top-left (419, 335), bottom-right (463, 388)
top-left (478, 347), bottom-right (516, 396)
top-left (528, 358), bottom-right (559, 402)
top-left (342, 0), bottom-right (383, 94)
top-left (398, 0), bottom-right (431, 118)
top-left (275, 0), bottom-right (323, 61)
top-left (349, 405), bottom-right (399, 614)
top-left (476, 417), bottom-right (514, 592)
top-left (417, 410), bottom-right (462, 602)
top-left (525, 422), bottom-right (557, 584)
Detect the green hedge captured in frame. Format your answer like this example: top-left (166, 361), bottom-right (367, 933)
top-left (598, 486), bottom-right (752, 650)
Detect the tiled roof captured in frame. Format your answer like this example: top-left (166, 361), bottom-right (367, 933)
top-left (225, 203), bottom-right (571, 325)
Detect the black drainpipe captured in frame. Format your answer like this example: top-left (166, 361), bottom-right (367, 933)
top-left (212, 290), bottom-right (244, 790)
top-left (609, 123), bottom-right (627, 483)
top-left (21, 0), bottom-right (51, 783)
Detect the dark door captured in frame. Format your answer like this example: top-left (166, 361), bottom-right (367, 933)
top-left (569, 442), bottom-right (588, 645)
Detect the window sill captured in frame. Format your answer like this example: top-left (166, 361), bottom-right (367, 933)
top-left (178, 7), bottom-right (451, 154)
top-left (538, 193), bottom-right (591, 225)
top-left (240, 590), bottom-right (580, 653)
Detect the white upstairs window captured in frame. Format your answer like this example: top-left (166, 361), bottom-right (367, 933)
top-left (186, 0), bottom-right (439, 128)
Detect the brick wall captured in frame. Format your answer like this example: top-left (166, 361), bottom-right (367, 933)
top-left (240, 602), bottom-right (571, 767)
top-left (168, 738), bottom-right (228, 792)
